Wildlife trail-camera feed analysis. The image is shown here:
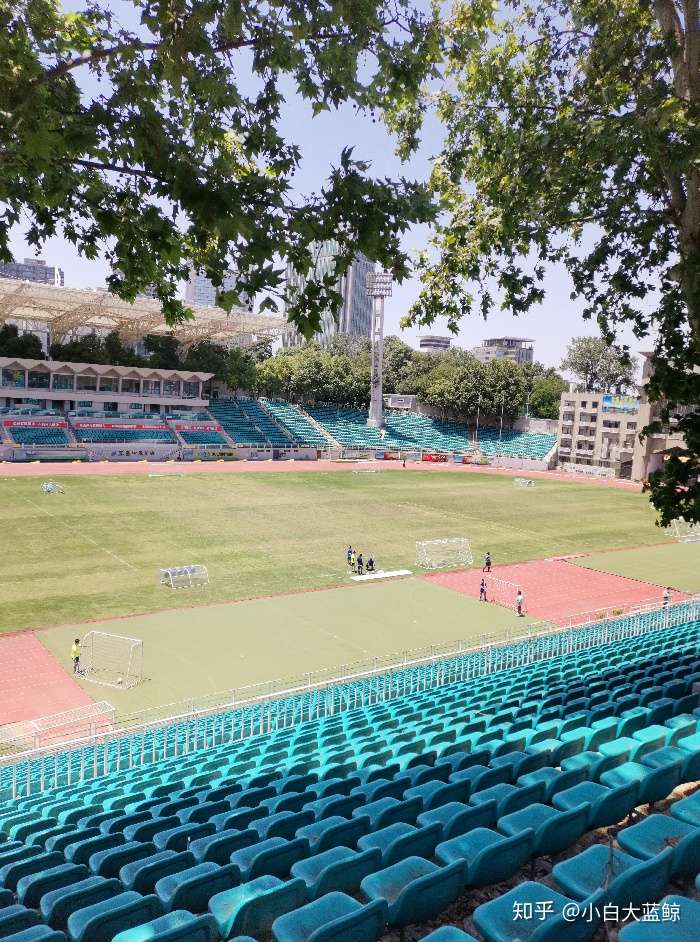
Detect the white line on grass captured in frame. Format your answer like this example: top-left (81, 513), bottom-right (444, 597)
top-left (8, 484), bottom-right (138, 572)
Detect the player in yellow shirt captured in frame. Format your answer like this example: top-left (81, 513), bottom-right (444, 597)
top-left (71, 638), bottom-right (81, 674)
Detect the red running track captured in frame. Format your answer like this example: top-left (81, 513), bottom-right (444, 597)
top-left (425, 558), bottom-right (688, 625)
top-left (0, 633), bottom-right (93, 724)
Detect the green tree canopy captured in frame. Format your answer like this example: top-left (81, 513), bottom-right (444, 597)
top-left (2, 0), bottom-right (438, 334)
top-left (0, 323), bottom-right (44, 358)
top-left (400, 0), bottom-right (700, 523)
top-left (560, 337), bottom-right (637, 393)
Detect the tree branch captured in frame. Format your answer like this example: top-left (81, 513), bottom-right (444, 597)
top-left (72, 158), bottom-right (164, 180)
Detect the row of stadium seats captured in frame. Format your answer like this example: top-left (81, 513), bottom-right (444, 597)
top-left (3, 427), bottom-right (71, 446)
top-left (0, 606), bottom-right (697, 939)
top-left (302, 406), bottom-right (557, 459)
top-left (235, 401), bottom-right (291, 447)
top-left (208, 401), bottom-right (271, 447)
top-left (261, 401), bottom-right (329, 447)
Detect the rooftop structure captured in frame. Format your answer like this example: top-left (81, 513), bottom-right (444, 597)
top-left (419, 335), bottom-right (452, 352)
top-left (472, 336), bottom-right (534, 365)
top-left (0, 280), bottom-right (284, 348)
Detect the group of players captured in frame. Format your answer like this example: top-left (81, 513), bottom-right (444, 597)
top-left (347, 545), bottom-right (376, 576)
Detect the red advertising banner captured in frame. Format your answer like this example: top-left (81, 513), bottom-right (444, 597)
top-left (73, 422), bottom-right (168, 430)
top-left (4, 419), bottom-right (68, 428)
top-left (422, 452), bottom-right (449, 462)
top-left (174, 424), bottom-right (223, 432)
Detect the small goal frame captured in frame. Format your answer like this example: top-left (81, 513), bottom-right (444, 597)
top-left (513, 477), bottom-right (535, 488)
top-left (416, 537), bottom-right (473, 570)
top-left (160, 564), bottom-right (210, 588)
top-left (484, 575), bottom-right (527, 612)
top-left (80, 631), bottom-right (144, 689)
top-left (669, 518), bottom-right (700, 543)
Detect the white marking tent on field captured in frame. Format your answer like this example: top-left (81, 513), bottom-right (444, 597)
top-left (416, 538), bottom-right (473, 570)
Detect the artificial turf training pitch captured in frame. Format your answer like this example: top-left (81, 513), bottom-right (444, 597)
top-left (2, 467), bottom-right (698, 718)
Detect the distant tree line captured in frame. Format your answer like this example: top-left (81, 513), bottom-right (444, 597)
top-left (0, 323), bottom-right (568, 422)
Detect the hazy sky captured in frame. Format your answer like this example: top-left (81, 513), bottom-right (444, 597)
top-left (7, 7), bottom-right (648, 371)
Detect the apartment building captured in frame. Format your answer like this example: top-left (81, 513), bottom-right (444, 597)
top-left (557, 390), bottom-right (640, 478)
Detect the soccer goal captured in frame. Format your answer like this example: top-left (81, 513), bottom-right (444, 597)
top-left (669, 518), bottom-right (700, 543)
top-left (160, 564), bottom-right (210, 588)
top-left (80, 631), bottom-right (144, 688)
top-left (41, 481), bottom-right (64, 494)
top-left (416, 537), bottom-right (473, 569)
top-left (514, 478), bottom-right (535, 488)
top-left (484, 576), bottom-right (526, 612)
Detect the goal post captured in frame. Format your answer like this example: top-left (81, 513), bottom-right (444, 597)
top-left (513, 477), bottom-right (535, 487)
top-left (160, 564), bottom-right (209, 588)
top-left (483, 576), bottom-right (526, 612)
top-left (668, 518), bottom-right (700, 543)
top-left (80, 631), bottom-right (144, 688)
top-left (416, 537), bottom-right (473, 570)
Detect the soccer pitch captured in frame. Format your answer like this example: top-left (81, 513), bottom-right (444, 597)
top-left (0, 468), bottom-right (665, 634)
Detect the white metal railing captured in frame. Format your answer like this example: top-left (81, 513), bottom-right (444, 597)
top-left (1, 595), bottom-right (698, 799)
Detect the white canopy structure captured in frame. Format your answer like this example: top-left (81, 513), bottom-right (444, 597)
top-left (0, 279), bottom-right (285, 347)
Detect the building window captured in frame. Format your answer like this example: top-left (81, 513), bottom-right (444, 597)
top-left (627, 422), bottom-right (637, 430)
top-left (580, 401), bottom-right (587, 408)
top-left (2, 368), bottom-right (26, 387)
top-left (28, 371), bottom-right (50, 389)
top-left (182, 381), bottom-right (199, 398)
top-left (163, 379), bottom-right (180, 397)
top-left (76, 375), bottom-right (97, 391)
top-left (78, 400), bottom-right (93, 408)
top-left (142, 379), bottom-right (161, 395)
top-left (591, 401), bottom-right (598, 408)
top-left (121, 378), bottom-right (140, 394)
top-left (129, 402), bottom-right (143, 410)
top-left (52, 373), bottom-right (74, 390)
top-left (99, 377), bottom-right (117, 392)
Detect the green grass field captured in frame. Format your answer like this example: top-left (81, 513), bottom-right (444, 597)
top-left (39, 579), bottom-right (538, 717)
top-left (0, 469), bottom-right (665, 633)
top-left (573, 542), bottom-right (700, 593)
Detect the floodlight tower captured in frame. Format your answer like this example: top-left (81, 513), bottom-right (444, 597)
top-left (366, 270), bottom-right (392, 428)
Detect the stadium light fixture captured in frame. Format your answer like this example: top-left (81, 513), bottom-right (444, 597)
top-left (366, 271), bottom-right (392, 428)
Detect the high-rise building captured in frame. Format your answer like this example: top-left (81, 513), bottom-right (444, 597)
top-left (0, 257), bottom-right (64, 287)
top-left (283, 242), bottom-right (375, 347)
top-left (472, 337), bottom-right (534, 365)
top-left (185, 265), bottom-right (253, 311)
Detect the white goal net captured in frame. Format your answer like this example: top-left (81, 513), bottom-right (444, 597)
top-left (416, 537), bottom-right (473, 570)
top-left (160, 564), bottom-right (209, 588)
top-left (484, 576), bottom-right (526, 612)
top-left (669, 518), bottom-right (700, 543)
top-left (513, 478), bottom-right (535, 487)
top-left (80, 631), bottom-right (144, 688)
top-left (41, 481), bottom-right (64, 494)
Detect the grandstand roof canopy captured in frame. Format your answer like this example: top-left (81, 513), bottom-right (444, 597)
top-left (0, 356), bottom-right (214, 382)
top-left (0, 279), bottom-right (285, 346)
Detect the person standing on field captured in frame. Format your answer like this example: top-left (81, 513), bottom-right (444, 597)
top-left (479, 578), bottom-right (488, 602)
top-left (350, 549), bottom-right (357, 572)
top-left (71, 638), bottom-right (81, 673)
top-left (483, 552), bottom-right (492, 573)
top-left (516, 590), bottom-right (524, 617)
